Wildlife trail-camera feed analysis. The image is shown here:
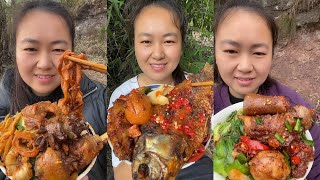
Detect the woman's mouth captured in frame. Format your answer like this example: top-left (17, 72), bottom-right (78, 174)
top-left (150, 64), bottom-right (166, 72)
top-left (35, 75), bottom-right (55, 83)
top-left (235, 77), bottom-right (254, 86)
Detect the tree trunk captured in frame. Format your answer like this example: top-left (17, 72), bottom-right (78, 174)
top-left (0, 1), bottom-right (11, 76)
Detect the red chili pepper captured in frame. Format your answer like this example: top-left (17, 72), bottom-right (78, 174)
top-left (291, 155), bottom-right (301, 165)
top-left (240, 136), bottom-right (270, 152)
top-left (289, 143), bottom-right (300, 155)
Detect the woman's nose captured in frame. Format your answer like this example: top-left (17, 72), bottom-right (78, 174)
top-left (36, 51), bottom-right (53, 69)
top-left (237, 54), bottom-right (253, 72)
top-left (151, 43), bottom-right (165, 60)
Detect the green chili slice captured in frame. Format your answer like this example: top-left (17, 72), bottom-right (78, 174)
top-left (294, 118), bottom-right (302, 132)
top-left (275, 133), bottom-right (285, 144)
top-left (255, 117), bottom-right (263, 125)
top-left (285, 120), bottom-right (293, 132)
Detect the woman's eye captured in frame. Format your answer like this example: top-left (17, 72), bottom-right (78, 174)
top-left (223, 50), bottom-right (237, 54)
top-left (24, 48), bottom-right (37, 52)
top-left (254, 52), bottom-right (266, 56)
top-left (53, 49), bottom-right (65, 52)
top-left (141, 40), bottom-right (151, 44)
top-left (164, 40), bottom-right (175, 44)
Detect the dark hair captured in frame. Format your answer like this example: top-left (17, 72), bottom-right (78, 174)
top-left (123, 0), bottom-right (187, 85)
top-left (214, 0), bottom-right (278, 94)
top-left (10, 0), bottom-right (74, 113)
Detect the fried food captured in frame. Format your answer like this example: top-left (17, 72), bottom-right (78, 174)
top-left (249, 150), bottom-right (290, 180)
top-left (5, 149), bottom-right (33, 180)
top-left (35, 148), bottom-right (75, 180)
top-left (243, 93), bottom-right (290, 115)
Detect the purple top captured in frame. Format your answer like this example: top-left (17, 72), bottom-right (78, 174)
top-left (214, 83), bottom-right (320, 179)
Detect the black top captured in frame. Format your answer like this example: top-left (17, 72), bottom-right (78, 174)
top-left (228, 90), bottom-right (244, 104)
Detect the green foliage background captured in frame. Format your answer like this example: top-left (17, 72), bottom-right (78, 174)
top-left (107, 0), bottom-right (214, 95)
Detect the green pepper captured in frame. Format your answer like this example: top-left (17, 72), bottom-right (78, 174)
top-left (255, 117), bottom-right (263, 125)
top-left (16, 116), bottom-right (25, 131)
top-left (275, 133), bottom-right (285, 144)
top-left (236, 152), bottom-right (248, 164)
top-left (301, 133), bottom-right (315, 147)
top-left (285, 120), bottom-right (293, 132)
top-left (294, 118), bottom-right (302, 132)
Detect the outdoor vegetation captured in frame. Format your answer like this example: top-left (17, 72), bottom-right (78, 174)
top-left (107, 0), bottom-right (214, 96)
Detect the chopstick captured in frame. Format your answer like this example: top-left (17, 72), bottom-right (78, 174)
top-left (100, 132), bottom-right (109, 143)
top-left (191, 81), bottom-right (213, 87)
top-left (64, 55), bottom-right (107, 74)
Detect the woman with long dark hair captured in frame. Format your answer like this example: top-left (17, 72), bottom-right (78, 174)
top-left (0, 1), bottom-right (107, 179)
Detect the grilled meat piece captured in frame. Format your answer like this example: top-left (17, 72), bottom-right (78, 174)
top-left (70, 134), bottom-right (103, 170)
top-left (249, 150), bottom-right (290, 180)
top-left (243, 94), bottom-right (290, 116)
top-left (35, 148), bottom-right (76, 180)
top-left (107, 98), bottom-right (135, 160)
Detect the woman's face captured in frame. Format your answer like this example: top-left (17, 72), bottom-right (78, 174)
top-left (134, 5), bottom-right (182, 85)
top-left (215, 9), bottom-right (273, 98)
top-left (16, 10), bottom-right (72, 96)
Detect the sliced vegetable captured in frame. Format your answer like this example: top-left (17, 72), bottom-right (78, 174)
top-left (16, 116), bottom-right (25, 131)
top-left (294, 117), bottom-right (302, 132)
top-left (291, 155), bottom-right (301, 165)
top-left (301, 133), bottom-right (315, 147)
top-left (236, 152), bottom-right (248, 164)
top-left (255, 117), bottom-right (263, 125)
top-left (285, 120), bottom-right (293, 132)
top-left (239, 136), bottom-right (270, 153)
top-left (275, 133), bottom-right (285, 144)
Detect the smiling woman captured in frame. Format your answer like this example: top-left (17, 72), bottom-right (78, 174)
top-left (0, 0), bottom-right (108, 180)
top-left (15, 9), bottom-right (72, 97)
top-left (108, 0), bottom-right (213, 180)
top-left (213, 0), bottom-right (320, 179)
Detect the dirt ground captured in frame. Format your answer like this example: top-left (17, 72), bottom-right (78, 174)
top-left (271, 26), bottom-right (320, 109)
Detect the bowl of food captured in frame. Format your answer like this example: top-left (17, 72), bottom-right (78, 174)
top-left (213, 94), bottom-right (315, 180)
top-left (0, 108), bottom-right (103, 180)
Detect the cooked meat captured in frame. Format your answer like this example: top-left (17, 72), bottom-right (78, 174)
top-left (35, 148), bottom-right (76, 180)
top-left (243, 94), bottom-right (290, 116)
top-left (288, 140), bottom-right (314, 178)
top-left (239, 114), bottom-right (286, 142)
top-left (291, 105), bottom-right (314, 130)
top-left (21, 101), bottom-right (61, 131)
top-left (107, 98), bottom-right (135, 160)
top-left (70, 134), bottom-right (103, 170)
top-left (249, 150), bottom-right (290, 180)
